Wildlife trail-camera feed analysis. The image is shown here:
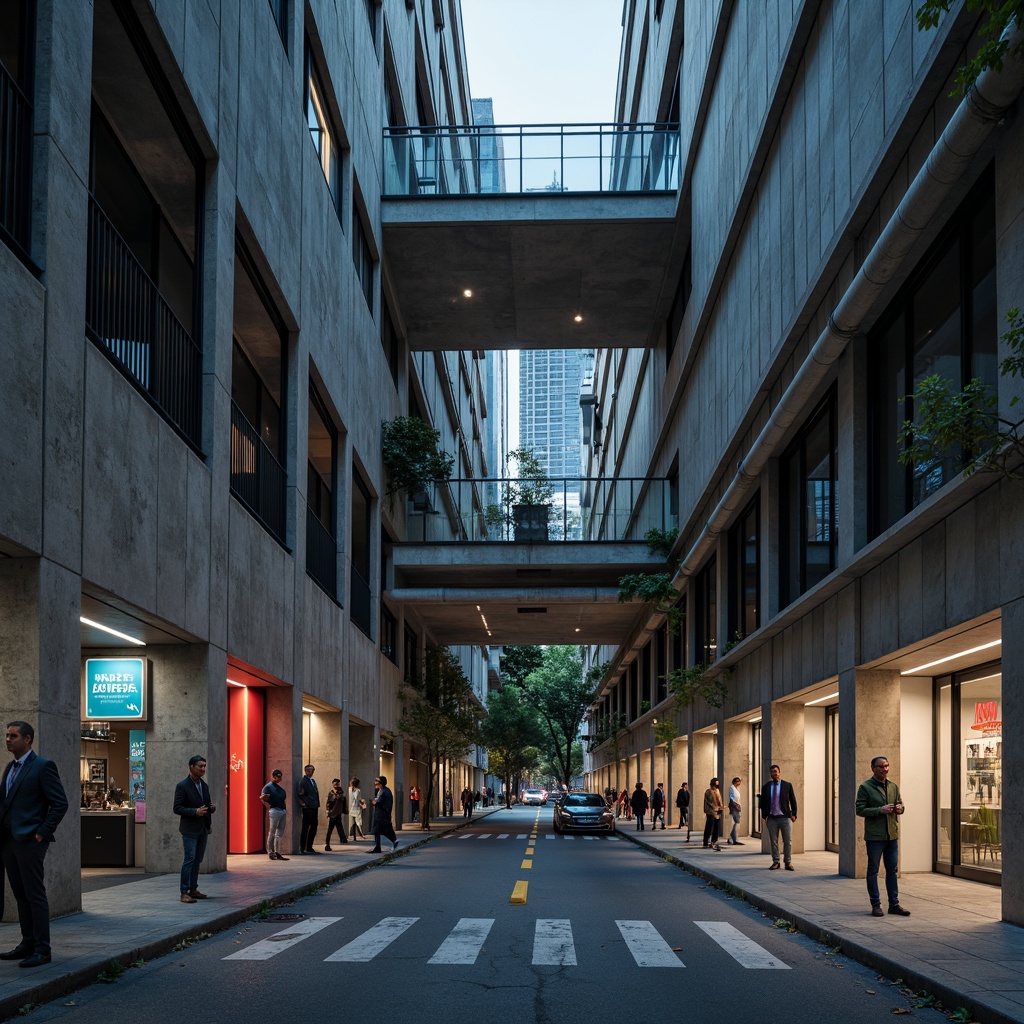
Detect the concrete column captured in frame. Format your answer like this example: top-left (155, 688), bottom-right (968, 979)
top-left (838, 668), bottom-right (901, 878)
top-left (691, 730), bottom-right (717, 836)
top-left (145, 643), bottom-right (228, 875)
top-left (1000, 599), bottom-right (1023, 924)
top-left (769, 701), bottom-right (805, 854)
top-left (393, 735), bottom-right (405, 827)
top-left (0, 558), bottom-right (82, 920)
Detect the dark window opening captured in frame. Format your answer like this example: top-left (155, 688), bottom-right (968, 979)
top-left (353, 205), bottom-right (375, 313)
top-left (306, 383), bottom-right (337, 597)
top-left (0, 0), bottom-right (36, 261)
top-left (695, 557), bottom-right (717, 664)
top-left (728, 494), bottom-right (760, 643)
top-left (666, 247), bottom-right (691, 363)
top-left (350, 469), bottom-right (373, 636)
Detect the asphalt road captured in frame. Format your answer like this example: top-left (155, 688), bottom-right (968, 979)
top-left (26, 807), bottom-right (949, 1024)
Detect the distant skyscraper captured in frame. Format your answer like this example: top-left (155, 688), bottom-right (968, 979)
top-left (471, 98), bottom-right (506, 194)
top-left (519, 349), bottom-right (590, 486)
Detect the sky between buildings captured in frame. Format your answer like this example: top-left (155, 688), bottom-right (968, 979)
top-left (460, 0), bottom-right (624, 126)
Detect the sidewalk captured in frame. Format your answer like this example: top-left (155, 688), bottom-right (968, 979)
top-left (621, 822), bottom-right (1024, 1024)
top-left (0, 809), bottom-right (501, 1021)
top-left (3, 808), bottom-right (1021, 1023)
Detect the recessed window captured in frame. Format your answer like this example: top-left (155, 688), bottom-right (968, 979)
top-left (305, 41), bottom-right (342, 218)
top-left (268, 0), bottom-right (287, 50)
top-left (352, 204), bottom-right (375, 313)
top-left (728, 495), bottom-right (760, 642)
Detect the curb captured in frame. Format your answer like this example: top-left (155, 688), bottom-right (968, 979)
top-left (620, 831), bottom-right (1014, 1024)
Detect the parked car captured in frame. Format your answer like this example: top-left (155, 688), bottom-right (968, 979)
top-left (522, 788), bottom-right (547, 806)
top-left (552, 791), bottom-right (616, 834)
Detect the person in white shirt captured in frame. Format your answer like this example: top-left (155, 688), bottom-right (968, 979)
top-left (727, 776), bottom-right (745, 845)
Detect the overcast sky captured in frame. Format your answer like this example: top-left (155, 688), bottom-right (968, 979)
top-left (459, 0), bottom-right (624, 125)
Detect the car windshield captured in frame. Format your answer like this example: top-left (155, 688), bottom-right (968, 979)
top-left (564, 794), bottom-right (605, 807)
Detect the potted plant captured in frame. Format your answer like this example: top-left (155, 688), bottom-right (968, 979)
top-left (381, 416), bottom-right (455, 511)
top-left (485, 447), bottom-right (554, 540)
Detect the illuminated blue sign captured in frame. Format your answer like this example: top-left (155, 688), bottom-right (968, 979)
top-left (85, 658), bottom-right (146, 720)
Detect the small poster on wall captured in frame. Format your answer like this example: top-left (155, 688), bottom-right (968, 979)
top-left (129, 730), bottom-right (146, 823)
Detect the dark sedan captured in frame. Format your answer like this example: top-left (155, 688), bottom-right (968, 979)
top-left (552, 792), bottom-right (615, 834)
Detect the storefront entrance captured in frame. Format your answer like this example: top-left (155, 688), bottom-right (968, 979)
top-left (935, 663), bottom-right (1002, 884)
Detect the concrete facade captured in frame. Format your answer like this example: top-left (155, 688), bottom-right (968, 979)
top-left (584, 0), bottom-right (1024, 925)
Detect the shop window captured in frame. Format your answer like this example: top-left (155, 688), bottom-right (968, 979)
top-left (750, 720), bottom-right (762, 839)
top-left (825, 704), bottom-right (839, 852)
top-left (231, 239), bottom-right (288, 542)
top-left (780, 391), bottom-right (837, 607)
top-left (870, 171), bottom-right (996, 535)
top-left (350, 468), bottom-right (373, 636)
top-left (727, 494), bottom-right (760, 643)
top-left (305, 39), bottom-right (343, 220)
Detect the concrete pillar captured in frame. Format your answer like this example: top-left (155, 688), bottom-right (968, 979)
top-left (838, 668), bottom-right (901, 878)
top-left (768, 701), bottom-right (805, 854)
top-left (393, 735), bottom-right (405, 827)
top-left (145, 643), bottom-right (228, 875)
top-left (0, 558), bottom-right (82, 920)
top-left (1000, 599), bottom-right (1023, 924)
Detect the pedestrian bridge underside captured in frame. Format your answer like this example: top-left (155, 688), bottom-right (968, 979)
top-left (389, 541), bottom-right (662, 645)
top-left (381, 193), bottom-right (680, 352)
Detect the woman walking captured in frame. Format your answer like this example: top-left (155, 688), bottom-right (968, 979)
top-left (703, 777), bottom-right (723, 850)
top-left (348, 777), bottom-right (366, 841)
top-left (629, 781), bottom-right (650, 831)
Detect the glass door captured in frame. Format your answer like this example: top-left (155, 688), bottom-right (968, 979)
top-left (825, 704), bottom-right (839, 852)
top-left (750, 721), bottom-right (762, 838)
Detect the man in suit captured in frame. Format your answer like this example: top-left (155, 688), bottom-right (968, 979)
top-left (0, 720), bottom-right (69, 967)
top-left (759, 763), bottom-right (798, 870)
top-left (173, 755), bottom-right (216, 903)
top-left (297, 764), bottom-right (320, 853)
top-left (368, 774), bottom-right (399, 854)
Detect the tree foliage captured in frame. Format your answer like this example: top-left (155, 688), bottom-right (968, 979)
top-left (499, 645), bottom-right (545, 688)
top-left (399, 645), bottom-right (480, 828)
top-left (511, 646), bottom-right (594, 787)
top-left (664, 662), bottom-right (729, 712)
top-left (897, 308), bottom-right (1024, 479)
top-left (915, 0), bottom-right (1024, 94)
top-left (381, 416), bottom-right (455, 507)
top-left (480, 687), bottom-right (546, 807)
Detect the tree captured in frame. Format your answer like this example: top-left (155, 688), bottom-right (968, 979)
top-left (480, 686), bottom-right (546, 808)
top-left (381, 416), bottom-right (455, 510)
top-left (399, 646), bottom-right (480, 829)
top-left (518, 646), bottom-right (595, 788)
top-left (499, 645), bottom-right (544, 688)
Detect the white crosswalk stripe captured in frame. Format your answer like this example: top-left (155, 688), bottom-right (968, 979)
top-left (476, 833), bottom-right (492, 838)
top-left (497, 833), bottom-right (510, 838)
top-left (428, 918), bottom-right (495, 964)
top-left (324, 916), bottom-right (419, 962)
top-left (223, 916), bottom-right (341, 960)
top-left (694, 921), bottom-right (790, 969)
top-left (616, 920), bottom-right (685, 967)
top-left (533, 919), bottom-right (576, 965)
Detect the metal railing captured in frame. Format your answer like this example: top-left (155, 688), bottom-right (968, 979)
top-left (230, 401), bottom-right (286, 542)
top-left (383, 122), bottom-right (681, 197)
top-left (305, 504), bottom-right (337, 598)
top-left (86, 197), bottom-right (202, 448)
top-left (350, 566), bottom-right (372, 636)
top-left (404, 477), bottom-right (675, 543)
top-left (0, 60), bottom-right (32, 258)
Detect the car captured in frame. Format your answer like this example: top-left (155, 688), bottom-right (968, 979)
top-left (522, 788), bottom-right (547, 806)
top-left (552, 791), bottom-right (615, 834)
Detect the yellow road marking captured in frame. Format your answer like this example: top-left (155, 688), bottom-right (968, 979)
top-left (511, 880), bottom-right (528, 904)
top-left (520, 859), bottom-right (532, 869)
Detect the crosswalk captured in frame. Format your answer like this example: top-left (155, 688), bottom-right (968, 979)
top-left (441, 833), bottom-right (621, 841)
top-left (224, 916), bottom-right (791, 969)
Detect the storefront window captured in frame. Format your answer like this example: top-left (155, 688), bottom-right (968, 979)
top-left (825, 705), bottom-right (839, 852)
top-left (935, 664), bottom-right (1001, 882)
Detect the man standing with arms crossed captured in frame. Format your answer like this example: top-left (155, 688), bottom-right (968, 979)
top-left (0, 721), bottom-right (69, 967)
top-left (856, 755), bottom-right (910, 917)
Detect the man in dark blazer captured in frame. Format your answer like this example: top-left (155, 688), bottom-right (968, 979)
top-left (173, 755), bottom-right (216, 903)
top-left (0, 720), bottom-right (69, 967)
top-left (759, 763), bottom-right (798, 870)
top-left (297, 764), bottom-right (321, 854)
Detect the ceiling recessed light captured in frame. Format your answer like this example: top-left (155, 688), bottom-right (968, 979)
top-left (573, 313), bottom-right (583, 323)
top-left (463, 289), bottom-right (473, 298)
top-left (900, 639), bottom-right (1001, 675)
top-left (804, 691), bottom-right (839, 706)
top-left (80, 616), bottom-right (146, 646)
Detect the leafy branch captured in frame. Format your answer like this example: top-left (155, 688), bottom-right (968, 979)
top-left (915, 0), bottom-right (1024, 95)
top-left (664, 662), bottom-right (729, 711)
top-left (381, 416), bottom-right (455, 508)
top-left (897, 308), bottom-right (1024, 479)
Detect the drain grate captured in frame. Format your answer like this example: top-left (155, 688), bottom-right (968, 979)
top-left (265, 913), bottom-right (305, 922)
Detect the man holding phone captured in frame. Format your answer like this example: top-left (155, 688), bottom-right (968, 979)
top-left (855, 755), bottom-right (909, 918)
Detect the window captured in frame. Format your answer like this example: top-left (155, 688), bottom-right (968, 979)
top-left (268, 0), bottom-right (287, 49)
top-left (0, 0), bottom-right (36, 260)
top-left (363, 0), bottom-right (377, 47)
top-left (352, 205), bottom-right (375, 313)
top-left (665, 247), bottom-right (691, 363)
top-left (306, 383), bottom-right (337, 596)
top-left (404, 625), bottom-right (419, 682)
top-left (728, 495), bottom-right (760, 642)
top-left (305, 41), bottom-right (341, 216)
top-left (381, 606), bottom-right (397, 663)
top-left (870, 173), bottom-right (996, 535)
top-left (695, 558), bottom-right (717, 664)
top-left (381, 297), bottom-right (400, 386)
top-left (780, 392), bottom-right (837, 607)
top-left (350, 469), bottom-right (373, 636)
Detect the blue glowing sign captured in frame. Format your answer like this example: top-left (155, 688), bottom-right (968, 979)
top-left (85, 658), bottom-right (146, 720)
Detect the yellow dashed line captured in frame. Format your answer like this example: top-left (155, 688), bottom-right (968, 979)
top-left (520, 859), bottom-right (533, 869)
top-left (511, 880), bottom-right (528, 904)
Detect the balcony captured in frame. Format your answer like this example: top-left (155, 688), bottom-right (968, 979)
top-left (86, 197), bottom-right (202, 449)
top-left (230, 401), bottom-right (286, 542)
top-left (305, 504), bottom-right (337, 599)
top-left (384, 122), bottom-right (681, 197)
top-left (0, 60), bottom-right (33, 264)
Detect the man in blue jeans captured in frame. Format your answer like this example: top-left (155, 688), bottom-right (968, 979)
top-left (173, 755), bottom-right (216, 903)
top-left (855, 755), bottom-right (910, 918)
